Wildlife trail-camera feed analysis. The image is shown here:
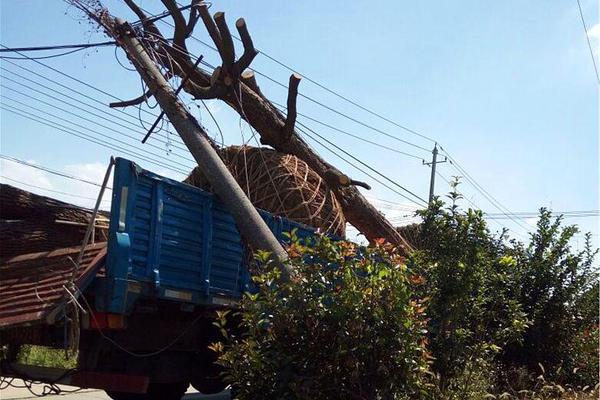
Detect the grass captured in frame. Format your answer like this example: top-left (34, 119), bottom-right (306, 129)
top-left (16, 345), bottom-right (78, 369)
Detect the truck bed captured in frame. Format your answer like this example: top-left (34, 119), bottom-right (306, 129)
top-left (98, 158), bottom-right (318, 315)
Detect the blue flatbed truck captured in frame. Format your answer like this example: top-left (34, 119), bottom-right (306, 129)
top-left (0, 158), bottom-right (319, 399)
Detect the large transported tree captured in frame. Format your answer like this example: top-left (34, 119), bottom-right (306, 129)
top-left (70, 0), bottom-right (411, 252)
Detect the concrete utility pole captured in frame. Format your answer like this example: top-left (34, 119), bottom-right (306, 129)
top-left (423, 144), bottom-right (447, 205)
top-left (114, 19), bottom-right (291, 279)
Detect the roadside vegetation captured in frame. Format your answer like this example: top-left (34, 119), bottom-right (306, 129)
top-left (212, 181), bottom-right (599, 399)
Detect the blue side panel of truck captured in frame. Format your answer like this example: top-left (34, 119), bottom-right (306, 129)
top-left (99, 158), bottom-right (316, 314)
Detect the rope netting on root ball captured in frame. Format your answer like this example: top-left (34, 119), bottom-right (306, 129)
top-left (184, 146), bottom-right (346, 237)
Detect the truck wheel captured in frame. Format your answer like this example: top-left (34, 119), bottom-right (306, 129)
top-left (190, 375), bottom-right (226, 394)
top-left (106, 381), bottom-right (188, 400)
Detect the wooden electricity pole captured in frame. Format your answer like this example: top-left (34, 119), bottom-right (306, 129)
top-left (113, 18), bottom-right (291, 279)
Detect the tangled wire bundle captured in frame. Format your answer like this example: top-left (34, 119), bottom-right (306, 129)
top-left (184, 146), bottom-right (346, 237)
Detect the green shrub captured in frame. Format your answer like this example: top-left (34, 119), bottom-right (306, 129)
top-left (503, 214), bottom-right (598, 386)
top-left (211, 234), bottom-right (431, 400)
top-left (410, 181), bottom-right (528, 390)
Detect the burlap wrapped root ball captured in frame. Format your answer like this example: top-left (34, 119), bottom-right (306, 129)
top-left (184, 146), bottom-right (346, 237)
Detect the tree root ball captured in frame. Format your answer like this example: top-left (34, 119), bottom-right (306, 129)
top-left (184, 146), bottom-right (346, 237)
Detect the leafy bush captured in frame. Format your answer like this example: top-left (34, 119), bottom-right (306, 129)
top-left (410, 182), bottom-right (528, 391)
top-left (210, 181), bottom-right (598, 399)
top-left (211, 234), bottom-right (431, 400)
top-left (503, 213), bottom-right (598, 385)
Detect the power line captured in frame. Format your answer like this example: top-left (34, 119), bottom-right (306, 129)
top-left (0, 46), bottom-right (167, 123)
top-left (0, 41), bottom-right (116, 53)
top-left (1, 104), bottom-right (188, 176)
top-left (0, 47), bottom-right (91, 60)
top-left (1, 93), bottom-right (195, 172)
top-left (0, 79), bottom-right (194, 164)
top-left (0, 154), bottom-right (112, 190)
top-left (270, 100), bottom-right (425, 160)
top-left (0, 63), bottom-right (188, 149)
top-left (438, 146), bottom-right (533, 233)
top-left (1, 68), bottom-right (188, 154)
top-left (0, 175), bottom-right (110, 202)
top-left (432, 169), bottom-right (530, 239)
top-left (296, 122), bottom-right (428, 207)
top-left (485, 211), bottom-right (599, 219)
top-left (148, 11), bottom-right (433, 153)
top-left (575, 0), bottom-right (600, 84)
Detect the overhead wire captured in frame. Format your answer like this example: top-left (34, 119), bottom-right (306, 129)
top-left (0, 154), bottom-right (113, 190)
top-left (439, 147), bottom-right (533, 233)
top-left (0, 41), bottom-right (116, 52)
top-left (0, 175), bottom-right (110, 202)
top-left (136, 31), bottom-right (434, 208)
top-left (0, 45), bottom-right (170, 124)
top-left (145, 8), bottom-right (433, 153)
top-left (0, 47), bottom-right (90, 60)
top-left (295, 121), bottom-right (428, 206)
top-left (0, 72), bottom-right (191, 155)
top-left (1, 104), bottom-right (188, 176)
top-left (297, 124), bottom-right (427, 207)
top-left (575, 0), bottom-right (600, 84)
top-left (269, 99), bottom-right (425, 160)
top-left (1, 92), bottom-right (195, 171)
top-left (1, 57), bottom-right (187, 149)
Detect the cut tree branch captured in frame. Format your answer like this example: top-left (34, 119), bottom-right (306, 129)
top-left (160, 0), bottom-right (189, 51)
top-left (283, 73), bottom-right (301, 138)
top-left (213, 12), bottom-right (235, 72)
top-left (234, 18), bottom-right (258, 73)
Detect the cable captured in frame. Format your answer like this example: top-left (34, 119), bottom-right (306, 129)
top-left (0, 176), bottom-right (110, 202)
top-left (270, 100), bottom-right (424, 160)
top-left (0, 41), bottom-right (116, 53)
top-left (0, 82), bottom-right (194, 165)
top-left (0, 154), bottom-right (112, 189)
top-left (0, 47), bottom-right (89, 60)
top-left (297, 126), bottom-right (426, 207)
top-left (198, 99), bottom-right (225, 146)
top-left (145, 8), bottom-right (434, 153)
top-left (0, 71), bottom-right (189, 154)
top-left (575, 0), bottom-right (600, 84)
top-left (0, 46), bottom-right (167, 123)
top-left (1, 94), bottom-right (195, 172)
top-left (438, 146), bottom-right (532, 233)
top-left (432, 169), bottom-right (529, 239)
top-left (296, 121), bottom-right (428, 206)
top-left (0, 60), bottom-right (187, 149)
top-left (1, 104), bottom-right (188, 176)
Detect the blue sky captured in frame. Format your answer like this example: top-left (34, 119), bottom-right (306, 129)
top-left (1, 0), bottom-right (598, 249)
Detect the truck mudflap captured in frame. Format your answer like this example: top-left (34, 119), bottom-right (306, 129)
top-left (1, 362), bottom-right (149, 394)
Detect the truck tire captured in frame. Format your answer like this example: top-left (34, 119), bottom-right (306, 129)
top-left (106, 381), bottom-right (188, 400)
top-left (190, 375), bottom-right (226, 394)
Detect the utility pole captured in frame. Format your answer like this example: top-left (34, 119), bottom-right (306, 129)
top-left (423, 144), bottom-right (447, 205)
top-left (114, 19), bottom-right (291, 279)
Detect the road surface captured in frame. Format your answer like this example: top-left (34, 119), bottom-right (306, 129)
top-left (0, 380), bottom-right (231, 399)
